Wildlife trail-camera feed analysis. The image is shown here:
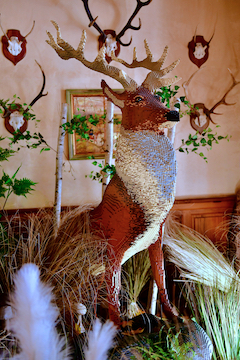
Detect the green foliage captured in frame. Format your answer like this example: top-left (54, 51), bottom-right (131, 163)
top-left (0, 144), bottom-right (16, 162)
top-left (9, 130), bottom-right (51, 152)
top-left (156, 85), bottom-right (180, 109)
top-left (177, 126), bottom-right (231, 163)
top-left (0, 166), bottom-right (36, 209)
top-left (62, 109), bottom-right (121, 140)
top-left (62, 111), bottom-right (104, 140)
top-left (137, 328), bottom-right (196, 360)
top-left (85, 161), bottom-right (116, 182)
top-left (0, 95), bottom-right (50, 211)
top-left (0, 95), bottom-right (39, 122)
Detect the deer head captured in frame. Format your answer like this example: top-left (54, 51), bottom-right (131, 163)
top-left (46, 21), bottom-right (180, 132)
top-left (1, 61), bottom-right (48, 134)
top-left (183, 68), bottom-right (240, 133)
top-left (0, 14), bottom-right (35, 65)
top-left (81, 0), bottom-right (152, 63)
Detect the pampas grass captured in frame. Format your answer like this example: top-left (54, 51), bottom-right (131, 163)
top-left (163, 217), bottom-right (240, 359)
top-left (6, 263), bottom-right (70, 360)
top-left (84, 318), bottom-right (117, 360)
top-left (163, 218), bottom-right (238, 291)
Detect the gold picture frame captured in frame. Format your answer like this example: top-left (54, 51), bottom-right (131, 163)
top-left (66, 89), bottom-right (122, 160)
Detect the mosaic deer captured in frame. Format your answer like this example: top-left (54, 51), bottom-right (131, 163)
top-left (47, 21), bottom-right (180, 326)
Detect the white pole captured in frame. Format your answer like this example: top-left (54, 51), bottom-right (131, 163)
top-left (54, 103), bottom-right (67, 234)
top-left (102, 100), bottom-right (114, 196)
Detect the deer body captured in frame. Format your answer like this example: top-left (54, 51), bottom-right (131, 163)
top-left (47, 23), bottom-right (180, 325)
top-left (89, 84), bottom-right (178, 323)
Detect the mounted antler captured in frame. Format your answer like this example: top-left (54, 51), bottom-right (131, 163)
top-left (188, 26), bottom-right (215, 68)
top-left (183, 68), bottom-right (240, 133)
top-left (81, 0), bottom-right (152, 62)
top-left (0, 14), bottom-right (35, 65)
top-left (209, 69), bottom-right (240, 114)
top-left (2, 61), bottom-right (48, 134)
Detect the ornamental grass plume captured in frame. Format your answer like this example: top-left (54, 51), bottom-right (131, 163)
top-left (4, 263), bottom-right (70, 360)
top-left (163, 217), bottom-right (238, 291)
top-left (84, 318), bottom-right (117, 360)
top-left (163, 216), bottom-right (240, 359)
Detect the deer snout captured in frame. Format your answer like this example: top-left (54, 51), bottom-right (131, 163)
top-left (164, 110), bottom-right (180, 122)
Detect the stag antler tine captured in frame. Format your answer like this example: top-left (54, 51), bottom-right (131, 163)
top-left (227, 68), bottom-right (240, 86)
top-left (28, 61), bottom-right (48, 109)
top-left (77, 29), bottom-right (87, 52)
top-left (0, 13), bottom-right (9, 41)
top-left (81, 0), bottom-right (106, 42)
top-left (24, 20), bottom-right (35, 38)
top-left (144, 39), bottom-right (152, 60)
top-left (157, 46), bottom-right (168, 68)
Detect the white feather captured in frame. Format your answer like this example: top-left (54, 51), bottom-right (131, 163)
top-left (7, 263), bottom-right (70, 360)
top-left (84, 318), bottom-right (117, 360)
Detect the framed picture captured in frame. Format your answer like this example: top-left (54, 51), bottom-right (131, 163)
top-left (66, 89), bottom-right (122, 160)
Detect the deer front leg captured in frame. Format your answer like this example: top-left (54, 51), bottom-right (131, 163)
top-left (105, 255), bottom-right (122, 327)
top-left (148, 226), bottom-right (178, 319)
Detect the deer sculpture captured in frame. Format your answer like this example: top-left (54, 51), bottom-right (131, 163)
top-left (47, 21), bottom-right (180, 326)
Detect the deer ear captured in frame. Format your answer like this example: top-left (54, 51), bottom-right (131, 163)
top-left (101, 80), bottom-right (125, 108)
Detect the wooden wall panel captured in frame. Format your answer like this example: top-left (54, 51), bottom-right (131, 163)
top-left (171, 196), bottom-right (236, 252)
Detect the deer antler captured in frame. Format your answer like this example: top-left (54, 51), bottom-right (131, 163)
top-left (112, 39), bottom-right (180, 91)
top-left (210, 69), bottom-right (240, 115)
top-left (46, 21), bottom-right (138, 92)
top-left (116, 0), bottom-right (152, 46)
top-left (27, 61), bottom-right (48, 109)
top-left (0, 13), bottom-right (9, 41)
top-left (24, 20), bottom-right (35, 38)
top-left (182, 68), bottom-right (202, 107)
top-left (81, 0), bottom-right (106, 40)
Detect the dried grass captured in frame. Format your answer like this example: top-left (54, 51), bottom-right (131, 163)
top-left (122, 250), bottom-right (152, 318)
top-left (0, 206), bottom-right (112, 335)
top-left (163, 217), bottom-right (238, 292)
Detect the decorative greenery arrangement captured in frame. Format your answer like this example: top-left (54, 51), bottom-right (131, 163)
top-left (176, 126), bottom-right (231, 163)
top-left (86, 161), bottom-right (116, 182)
top-left (137, 329), bottom-right (196, 360)
top-left (0, 165), bottom-right (36, 211)
top-left (0, 96), bottom-right (51, 213)
top-left (61, 111), bottom-right (103, 140)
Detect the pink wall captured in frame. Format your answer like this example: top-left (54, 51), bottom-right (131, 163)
top-left (0, 0), bottom-right (240, 209)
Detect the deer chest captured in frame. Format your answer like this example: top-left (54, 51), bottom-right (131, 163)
top-left (116, 129), bottom-right (177, 263)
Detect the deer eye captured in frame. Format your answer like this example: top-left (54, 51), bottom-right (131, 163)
top-left (134, 96), bottom-right (143, 103)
